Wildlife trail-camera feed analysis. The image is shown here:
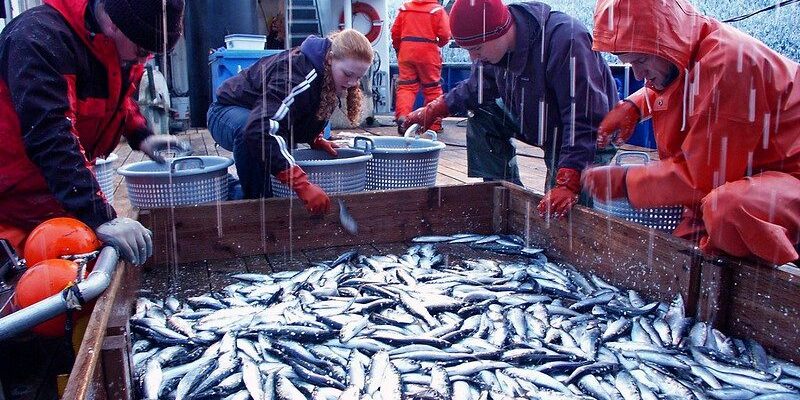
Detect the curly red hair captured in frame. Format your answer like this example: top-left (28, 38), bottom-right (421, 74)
top-left (316, 29), bottom-right (373, 126)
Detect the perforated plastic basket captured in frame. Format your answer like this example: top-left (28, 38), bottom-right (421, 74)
top-left (118, 156), bottom-right (233, 209)
top-left (91, 153), bottom-right (118, 206)
top-left (592, 151), bottom-right (684, 233)
top-left (352, 133), bottom-right (446, 191)
top-left (593, 199), bottom-right (684, 232)
top-left (270, 149), bottom-right (372, 197)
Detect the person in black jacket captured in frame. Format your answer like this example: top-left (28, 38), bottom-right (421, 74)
top-left (403, 0), bottom-right (618, 220)
top-left (207, 29), bottom-right (373, 215)
top-left (0, 0), bottom-right (186, 266)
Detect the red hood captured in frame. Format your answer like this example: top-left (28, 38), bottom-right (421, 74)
top-left (592, 0), bottom-right (712, 71)
top-left (43, 0), bottom-right (134, 79)
top-left (404, 0), bottom-right (441, 12)
top-left (44, 0), bottom-right (93, 47)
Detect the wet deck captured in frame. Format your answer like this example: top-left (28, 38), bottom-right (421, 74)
top-left (109, 116), bottom-right (554, 218)
top-left (109, 115), bottom-right (657, 219)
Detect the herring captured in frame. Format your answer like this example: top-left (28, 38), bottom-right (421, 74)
top-left (129, 233), bottom-right (800, 400)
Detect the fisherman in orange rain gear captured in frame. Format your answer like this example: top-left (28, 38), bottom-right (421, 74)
top-left (583, 0), bottom-right (800, 265)
top-left (391, 0), bottom-right (451, 134)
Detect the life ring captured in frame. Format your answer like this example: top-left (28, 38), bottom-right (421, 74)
top-left (339, 2), bottom-right (383, 44)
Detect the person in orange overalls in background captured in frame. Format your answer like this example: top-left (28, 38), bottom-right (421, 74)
top-left (583, 0), bottom-right (800, 265)
top-left (391, 0), bottom-right (451, 134)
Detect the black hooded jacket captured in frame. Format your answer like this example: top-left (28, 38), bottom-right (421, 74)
top-left (215, 36), bottom-right (331, 176)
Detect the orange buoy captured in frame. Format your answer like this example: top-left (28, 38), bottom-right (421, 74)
top-left (23, 218), bottom-right (100, 268)
top-left (13, 258), bottom-right (86, 337)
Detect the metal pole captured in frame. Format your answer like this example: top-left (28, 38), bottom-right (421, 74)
top-left (0, 247), bottom-right (120, 341)
top-left (343, 0), bottom-right (352, 29)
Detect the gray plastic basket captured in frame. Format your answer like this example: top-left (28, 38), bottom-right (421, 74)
top-left (270, 148), bottom-right (372, 197)
top-left (592, 151), bottom-right (684, 233)
top-left (352, 133), bottom-right (446, 191)
top-left (118, 156), bottom-right (233, 208)
top-left (91, 153), bottom-right (118, 206)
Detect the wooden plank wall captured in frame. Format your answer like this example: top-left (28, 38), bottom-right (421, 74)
top-left (140, 183), bottom-right (500, 267)
top-left (503, 184), bottom-right (701, 306)
top-left (503, 182), bottom-right (800, 363)
top-left (68, 182), bottom-right (800, 398)
top-left (62, 261), bottom-right (129, 400)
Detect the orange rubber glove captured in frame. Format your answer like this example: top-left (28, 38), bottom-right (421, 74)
top-left (538, 168), bottom-right (581, 219)
top-left (402, 95), bottom-right (449, 133)
top-left (581, 165), bottom-right (630, 203)
top-left (310, 133), bottom-right (339, 157)
top-left (276, 166), bottom-right (330, 215)
top-left (597, 100), bottom-right (641, 148)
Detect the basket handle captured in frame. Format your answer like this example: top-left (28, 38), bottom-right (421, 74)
top-left (615, 151), bottom-right (651, 166)
top-left (403, 123), bottom-right (421, 138)
top-left (403, 123), bottom-right (438, 141)
top-left (419, 130), bottom-right (438, 141)
top-left (352, 136), bottom-right (375, 153)
top-left (170, 157), bottom-right (205, 173)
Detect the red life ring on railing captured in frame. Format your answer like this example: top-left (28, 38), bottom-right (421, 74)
top-left (339, 2), bottom-right (383, 44)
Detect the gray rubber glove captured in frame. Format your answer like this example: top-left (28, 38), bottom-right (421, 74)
top-left (140, 135), bottom-right (192, 164)
top-left (95, 217), bottom-right (153, 265)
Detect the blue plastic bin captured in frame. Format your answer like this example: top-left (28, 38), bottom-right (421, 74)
top-left (208, 48), bottom-right (282, 101)
top-left (611, 64), bottom-right (656, 149)
top-left (390, 63), bottom-right (472, 110)
top-left (390, 63), bottom-right (655, 149)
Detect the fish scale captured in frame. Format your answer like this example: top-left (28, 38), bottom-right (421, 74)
top-left (131, 233), bottom-right (800, 400)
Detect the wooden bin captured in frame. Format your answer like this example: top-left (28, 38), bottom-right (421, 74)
top-left (698, 258), bottom-right (800, 364)
top-left (61, 182), bottom-right (798, 399)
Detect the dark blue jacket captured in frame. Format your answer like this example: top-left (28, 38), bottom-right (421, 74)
top-left (445, 2), bottom-right (618, 171)
top-left (215, 36), bottom-right (329, 176)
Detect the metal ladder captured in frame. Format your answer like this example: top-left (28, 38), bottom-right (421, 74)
top-left (287, 0), bottom-right (322, 48)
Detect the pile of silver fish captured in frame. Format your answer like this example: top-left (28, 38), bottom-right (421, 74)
top-left (131, 233), bottom-right (800, 400)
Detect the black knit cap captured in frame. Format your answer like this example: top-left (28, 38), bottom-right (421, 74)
top-left (104, 0), bottom-right (185, 53)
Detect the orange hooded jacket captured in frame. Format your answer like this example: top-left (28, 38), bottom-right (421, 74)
top-left (593, 0), bottom-right (800, 210)
top-left (391, 0), bottom-right (451, 64)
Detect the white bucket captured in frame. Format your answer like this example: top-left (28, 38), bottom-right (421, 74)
top-left (172, 96), bottom-right (190, 121)
top-left (224, 34), bottom-right (266, 50)
top-left (93, 153), bottom-right (118, 206)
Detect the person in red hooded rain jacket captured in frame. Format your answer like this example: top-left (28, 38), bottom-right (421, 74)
top-left (391, 0), bottom-right (451, 134)
top-left (583, 0), bottom-right (800, 265)
top-left (0, 0), bottom-right (188, 265)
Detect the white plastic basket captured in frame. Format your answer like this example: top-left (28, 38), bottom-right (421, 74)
top-left (270, 149), bottom-right (372, 197)
top-left (92, 153), bottom-right (118, 206)
top-left (118, 156), bottom-right (233, 209)
top-left (593, 151), bottom-right (684, 233)
top-left (352, 131), bottom-right (445, 191)
top-left (224, 34), bottom-right (266, 50)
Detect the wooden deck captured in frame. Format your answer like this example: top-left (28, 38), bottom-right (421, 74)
top-left (109, 117), bottom-right (553, 218)
top-left (109, 116), bottom-right (658, 219)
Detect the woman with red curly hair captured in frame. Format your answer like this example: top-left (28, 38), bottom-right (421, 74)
top-left (207, 29), bottom-right (373, 215)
